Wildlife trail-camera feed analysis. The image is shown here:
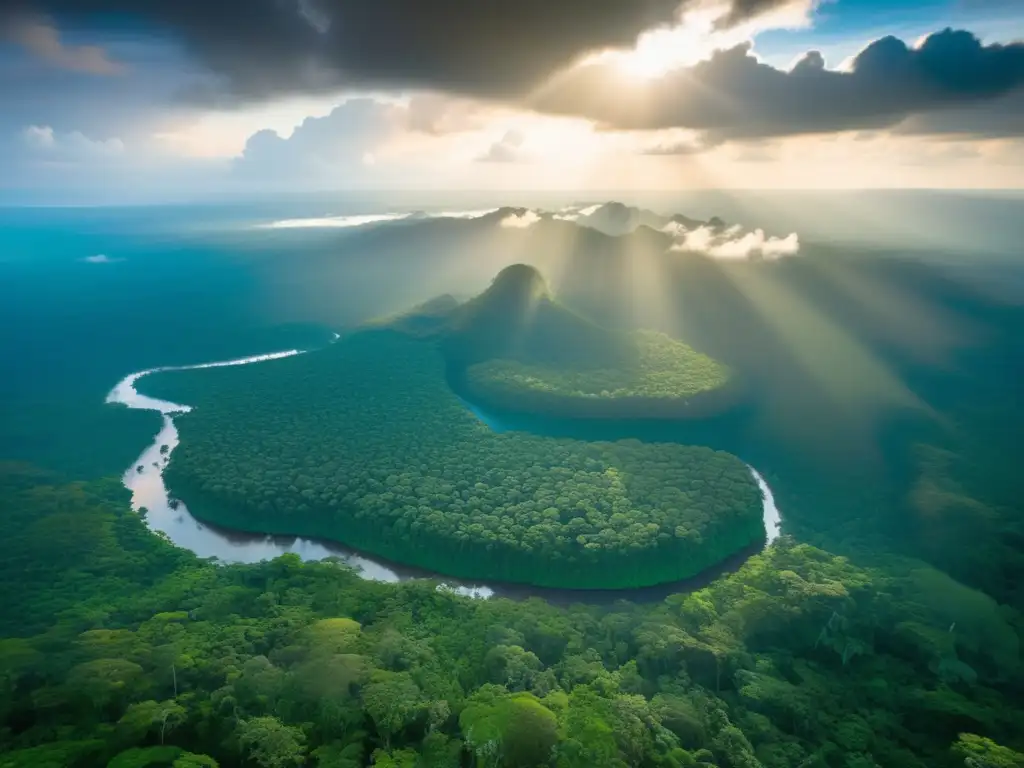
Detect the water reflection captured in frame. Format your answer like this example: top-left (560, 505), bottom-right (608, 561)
top-left (107, 348), bottom-right (782, 603)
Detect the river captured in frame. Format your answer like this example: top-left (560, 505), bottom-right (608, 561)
top-left (106, 344), bottom-right (782, 603)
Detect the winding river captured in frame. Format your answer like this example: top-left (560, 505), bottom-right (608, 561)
top-left (106, 345), bottom-right (782, 603)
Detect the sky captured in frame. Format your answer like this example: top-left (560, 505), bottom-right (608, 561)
top-left (2, 0), bottom-right (1024, 201)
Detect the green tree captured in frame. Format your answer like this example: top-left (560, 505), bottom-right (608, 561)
top-left (117, 700), bottom-right (187, 745)
top-left (362, 671), bottom-right (424, 750)
top-left (236, 716), bottom-right (307, 768)
top-left (461, 685), bottom-right (559, 768)
top-left (952, 734), bottom-right (1024, 768)
top-left (370, 748), bottom-right (419, 768)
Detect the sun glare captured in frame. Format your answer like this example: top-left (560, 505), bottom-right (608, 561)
top-left (591, 4), bottom-right (738, 79)
top-left (593, 0), bottom-right (816, 79)
top-left (618, 28), bottom-right (703, 78)
top-left (595, 25), bottom-right (711, 79)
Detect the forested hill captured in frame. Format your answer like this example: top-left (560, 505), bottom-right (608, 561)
top-left (440, 263), bottom-right (632, 368)
top-left (376, 264), bottom-right (737, 419)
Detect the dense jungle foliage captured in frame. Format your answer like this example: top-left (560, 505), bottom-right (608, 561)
top-left (2, 465), bottom-right (1023, 768)
top-left (5, 205), bottom-right (1024, 768)
top-left (139, 331), bottom-right (763, 589)
top-left (463, 330), bottom-right (737, 420)
top-left (375, 266), bottom-right (737, 420)
top-left (467, 330), bottom-right (728, 402)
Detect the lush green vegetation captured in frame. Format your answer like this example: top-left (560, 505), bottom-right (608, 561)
top-left (373, 265), bottom-right (738, 420)
top-left (468, 330), bottom-right (728, 401)
top-left (0, 402), bottom-right (160, 482)
top-left (2, 464), bottom-right (1023, 768)
top-left (7, 208), bottom-right (1024, 768)
top-left (465, 330), bottom-right (736, 419)
top-left (139, 330), bottom-right (763, 588)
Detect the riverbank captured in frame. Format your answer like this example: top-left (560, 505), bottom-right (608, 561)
top-left (107, 341), bottom-right (783, 602)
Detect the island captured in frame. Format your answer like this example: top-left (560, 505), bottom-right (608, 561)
top-left (138, 266), bottom-right (762, 589)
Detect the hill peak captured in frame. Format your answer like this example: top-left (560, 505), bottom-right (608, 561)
top-left (487, 263), bottom-right (551, 302)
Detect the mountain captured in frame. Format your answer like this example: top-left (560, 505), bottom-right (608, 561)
top-left (567, 201), bottom-right (719, 236)
top-left (440, 264), bottom-right (632, 367)
top-left (366, 293), bottom-right (460, 338)
top-left (373, 263), bottom-right (737, 420)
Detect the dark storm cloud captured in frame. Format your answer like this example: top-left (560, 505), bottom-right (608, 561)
top-left (9, 0), bottom-right (806, 101)
top-left (532, 28), bottom-right (1024, 139)
top-left (896, 90), bottom-right (1024, 137)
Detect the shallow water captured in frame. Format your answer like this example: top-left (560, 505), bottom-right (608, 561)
top-left (107, 345), bottom-right (782, 602)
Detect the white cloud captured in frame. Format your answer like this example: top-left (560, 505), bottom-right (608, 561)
top-left (406, 93), bottom-right (488, 135)
top-left (478, 130), bottom-right (526, 163)
top-left (232, 98), bottom-right (402, 182)
top-left (259, 213), bottom-right (410, 229)
top-left (499, 209), bottom-right (542, 228)
top-left (81, 254), bottom-right (119, 263)
top-left (582, 0), bottom-right (819, 78)
top-left (257, 209), bottom-right (499, 229)
top-left (22, 125), bottom-right (124, 157)
top-left (23, 125), bottom-right (54, 149)
top-left (667, 223), bottom-right (801, 260)
top-left (66, 131), bottom-right (125, 156)
top-left (430, 209), bottom-right (501, 218)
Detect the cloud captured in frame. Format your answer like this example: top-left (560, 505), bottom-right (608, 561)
top-left (895, 89), bottom-right (1024, 138)
top-left (81, 253), bottom-right (118, 263)
top-left (65, 130), bottom-right (125, 156)
top-left (14, 0), bottom-right (808, 102)
top-left (22, 124), bottom-right (124, 156)
top-left (477, 130), bottom-right (525, 163)
top-left (718, 0), bottom-right (811, 27)
top-left (405, 93), bottom-right (488, 135)
top-left (666, 222), bottom-right (800, 260)
top-left (23, 124), bottom-right (54, 148)
top-left (532, 28), bottom-right (1024, 140)
top-left (4, 15), bottom-right (123, 74)
top-left (640, 136), bottom-right (713, 155)
top-left (259, 213), bottom-right (411, 229)
top-left (256, 209), bottom-right (500, 229)
top-left (232, 98), bottom-right (400, 181)
top-left (499, 209), bottom-right (541, 228)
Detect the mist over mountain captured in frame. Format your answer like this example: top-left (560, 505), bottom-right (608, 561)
top-left (553, 201), bottom-right (707, 236)
top-left (440, 263), bottom-right (631, 367)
